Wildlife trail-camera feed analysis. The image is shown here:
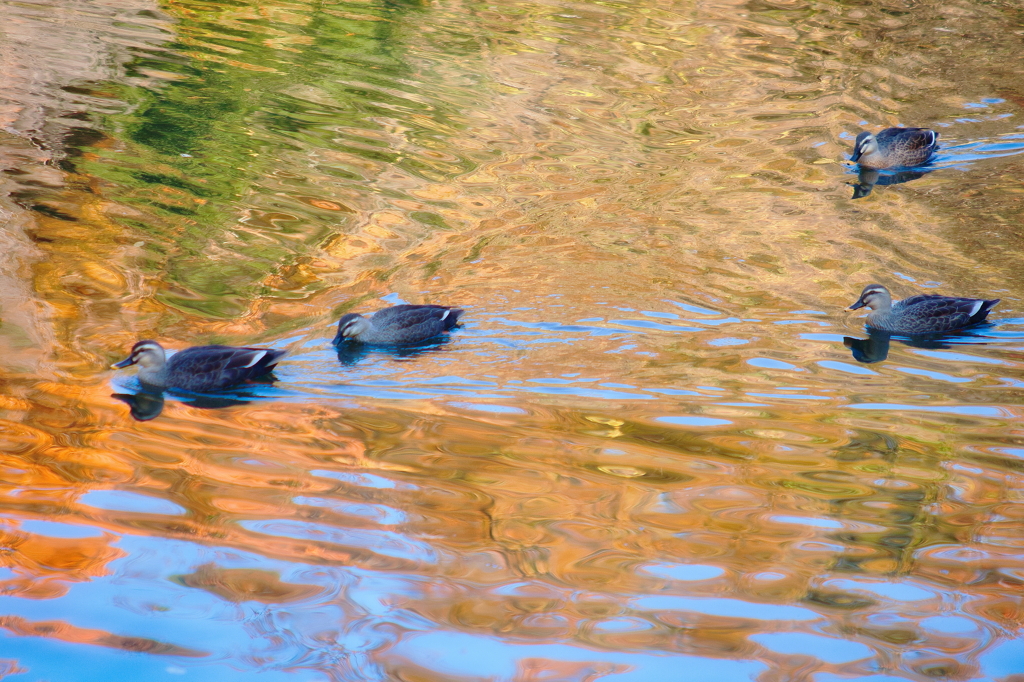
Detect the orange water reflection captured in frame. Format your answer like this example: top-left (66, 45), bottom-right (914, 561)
top-left (1, 381), bottom-right (1023, 678)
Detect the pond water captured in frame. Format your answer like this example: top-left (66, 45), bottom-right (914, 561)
top-left (1, 0), bottom-right (1023, 679)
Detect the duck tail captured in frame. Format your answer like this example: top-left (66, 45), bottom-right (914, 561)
top-left (259, 349), bottom-right (289, 374)
top-left (972, 299), bottom-right (1000, 325)
top-left (442, 307), bottom-right (465, 330)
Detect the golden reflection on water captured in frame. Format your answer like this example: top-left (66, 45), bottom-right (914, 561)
top-left (0, 0), bottom-right (1023, 679)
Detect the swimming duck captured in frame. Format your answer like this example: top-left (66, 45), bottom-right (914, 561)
top-left (850, 127), bottom-right (938, 169)
top-left (849, 284), bottom-right (999, 334)
top-left (112, 340), bottom-right (286, 392)
top-left (333, 304), bottom-right (464, 345)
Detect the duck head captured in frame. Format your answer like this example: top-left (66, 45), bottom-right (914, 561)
top-left (112, 340), bottom-right (166, 369)
top-left (332, 313), bottom-right (371, 344)
top-left (850, 131), bottom-right (877, 163)
top-left (849, 284), bottom-right (892, 312)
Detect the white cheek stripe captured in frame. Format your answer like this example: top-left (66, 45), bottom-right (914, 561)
top-left (242, 350), bottom-right (267, 368)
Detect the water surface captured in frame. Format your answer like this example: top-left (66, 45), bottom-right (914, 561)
top-left (1, 0), bottom-right (1023, 679)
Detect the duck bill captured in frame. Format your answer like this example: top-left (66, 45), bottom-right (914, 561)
top-left (848, 300), bottom-right (866, 311)
top-left (331, 330), bottom-right (344, 345)
top-left (111, 357), bottom-right (135, 369)
top-left (850, 149), bottom-right (862, 163)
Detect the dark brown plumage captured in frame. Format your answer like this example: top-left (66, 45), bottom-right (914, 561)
top-left (113, 341), bottom-right (286, 392)
top-left (333, 305), bottom-right (464, 345)
top-left (851, 128), bottom-right (938, 169)
top-left (849, 284), bottom-right (998, 334)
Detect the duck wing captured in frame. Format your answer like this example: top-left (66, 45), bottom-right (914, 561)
top-left (879, 127), bottom-right (938, 158)
top-left (374, 303), bottom-right (462, 335)
top-left (168, 346), bottom-right (286, 391)
top-left (876, 127), bottom-right (933, 144)
top-left (897, 295), bottom-right (997, 333)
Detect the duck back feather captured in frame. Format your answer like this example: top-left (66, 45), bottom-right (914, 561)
top-left (164, 346), bottom-right (286, 392)
top-left (335, 304), bottom-right (464, 345)
top-left (853, 127), bottom-right (938, 169)
top-left (873, 295), bottom-right (999, 334)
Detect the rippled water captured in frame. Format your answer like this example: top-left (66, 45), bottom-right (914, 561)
top-left (1, 0), bottom-right (1024, 679)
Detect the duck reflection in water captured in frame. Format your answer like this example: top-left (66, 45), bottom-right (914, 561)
top-left (112, 391), bottom-right (166, 421)
top-left (844, 330), bottom-right (924, 364)
top-left (850, 167), bottom-right (931, 199)
top-left (335, 338), bottom-right (455, 365)
top-left (112, 389), bottom-right (261, 421)
top-left (843, 329), bottom-right (1001, 364)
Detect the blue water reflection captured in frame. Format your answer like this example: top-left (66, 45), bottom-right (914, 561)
top-left (751, 632), bottom-right (874, 664)
top-left (386, 630), bottom-right (767, 681)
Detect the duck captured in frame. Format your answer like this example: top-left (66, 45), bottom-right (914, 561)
top-left (333, 304), bottom-right (464, 345)
top-left (112, 340), bottom-right (287, 392)
top-left (848, 284), bottom-right (999, 334)
top-left (850, 127), bottom-right (938, 169)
